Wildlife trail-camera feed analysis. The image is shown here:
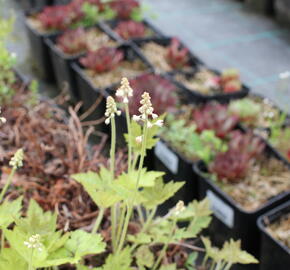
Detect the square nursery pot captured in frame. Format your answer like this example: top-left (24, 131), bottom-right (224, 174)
top-left (275, 0), bottom-right (290, 26)
top-left (154, 139), bottom-right (199, 215)
top-left (193, 143), bottom-right (290, 266)
top-left (133, 37), bottom-right (204, 74)
top-left (45, 24), bottom-right (120, 101)
top-left (257, 200), bottom-right (290, 270)
top-left (171, 69), bottom-right (250, 104)
top-left (102, 19), bottom-right (165, 43)
top-left (245, 0), bottom-right (275, 15)
top-left (19, 0), bottom-right (53, 10)
top-left (71, 43), bottom-right (154, 133)
top-left (24, 9), bottom-right (60, 81)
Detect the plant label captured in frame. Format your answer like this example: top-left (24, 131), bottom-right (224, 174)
top-left (154, 141), bottom-right (178, 174)
top-left (206, 190), bottom-right (234, 228)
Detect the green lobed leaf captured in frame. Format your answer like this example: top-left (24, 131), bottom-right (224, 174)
top-left (135, 245), bottom-right (154, 268)
top-left (65, 230), bottom-right (106, 260)
top-left (0, 196), bottom-right (22, 229)
top-left (141, 178), bottom-right (184, 209)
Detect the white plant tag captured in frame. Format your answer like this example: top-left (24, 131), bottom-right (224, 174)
top-left (154, 141), bottom-right (178, 174)
top-left (206, 190), bottom-right (234, 228)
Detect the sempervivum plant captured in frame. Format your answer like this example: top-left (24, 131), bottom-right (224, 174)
top-left (37, 5), bottom-right (74, 31)
top-left (56, 27), bottom-right (87, 55)
top-left (193, 102), bottom-right (239, 138)
top-left (209, 131), bottom-right (265, 183)
top-left (126, 74), bottom-right (179, 116)
top-left (80, 46), bottom-right (124, 73)
top-left (110, 0), bottom-right (140, 19)
top-left (114, 20), bottom-right (147, 40)
top-left (166, 38), bottom-right (189, 70)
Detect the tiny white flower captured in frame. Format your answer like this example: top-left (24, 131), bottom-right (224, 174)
top-left (147, 121), bottom-right (153, 128)
top-left (132, 115), bottom-right (140, 122)
top-left (154, 119), bottom-right (164, 127)
top-left (152, 113), bottom-right (158, 119)
top-left (174, 200), bottom-right (185, 216)
top-left (135, 135), bottom-right (143, 144)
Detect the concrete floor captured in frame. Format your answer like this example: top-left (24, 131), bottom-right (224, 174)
top-left (4, 0), bottom-right (290, 111)
top-left (143, 0), bottom-right (290, 112)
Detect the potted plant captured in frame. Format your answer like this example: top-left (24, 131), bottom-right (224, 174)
top-left (134, 37), bottom-right (203, 74)
top-left (228, 94), bottom-right (287, 130)
top-left (258, 200), bottom-right (290, 270)
top-left (24, 0), bottom-right (115, 80)
top-left (71, 44), bottom-right (153, 129)
top-left (172, 68), bottom-right (250, 103)
top-left (154, 104), bottom-right (229, 214)
top-left (194, 128), bottom-right (290, 258)
top-left (45, 24), bottom-right (119, 100)
top-left (103, 19), bottom-right (164, 42)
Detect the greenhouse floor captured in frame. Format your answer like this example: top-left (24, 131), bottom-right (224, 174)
top-left (6, 0), bottom-right (290, 111)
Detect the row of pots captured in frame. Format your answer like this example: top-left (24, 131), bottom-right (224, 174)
top-left (22, 4), bottom-right (290, 270)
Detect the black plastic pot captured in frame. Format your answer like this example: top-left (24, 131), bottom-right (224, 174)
top-left (170, 69), bottom-right (250, 104)
top-left (133, 37), bottom-right (204, 74)
top-left (102, 19), bottom-right (165, 43)
top-left (19, 0), bottom-right (53, 10)
top-left (258, 200), bottom-right (290, 270)
top-left (71, 44), bottom-right (154, 132)
top-left (194, 144), bottom-right (290, 264)
top-left (45, 24), bottom-right (120, 101)
top-left (154, 139), bottom-right (199, 215)
top-left (24, 10), bottom-right (60, 81)
top-left (246, 0), bottom-right (275, 15)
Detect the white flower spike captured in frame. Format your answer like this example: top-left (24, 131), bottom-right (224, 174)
top-left (9, 149), bottom-right (24, 169)
top-left (105, 96), bottom-right (121, 125)
top-left (24, 234), bottom-right (43, 252)
top-left (132, 92), bottom-right (163, 128)
top-left (116, 77), bottom-right (133, 104)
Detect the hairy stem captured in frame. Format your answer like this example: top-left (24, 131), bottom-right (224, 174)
top-left (116, 204), bottom-right (126, 248)
top-left (116, 117), bottom-right (149, 253)
top-left (110, 117), bottom-right (117, 251)
top-left (116, 205), bottom-right (132, 253)
top-left (152, 219), bottom-right (177, 270)
top-left (125, 105), bottom-right (132, 171)
top-left (92, 208), bottom-right (105, 234)
top-left (0, 167), bottom-right (16, 202)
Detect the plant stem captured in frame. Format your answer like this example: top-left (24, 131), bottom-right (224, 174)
top-left (142, 207), bottom-right (156, 232)
top-left (92, 208), bottom-right (104, 234)
top-left (116, 204), bottom-right (132, 253)
top-left (152, 219), bottom-right (176, 270)
top-left (28, 249), bottom-right (34, 270)
top-left (0, 167), bottom-right (15, 202)
top-left (116, 117), bottom-right (149, 253)
top-left (224, 262), bottom-right (233, 270)
top-left (110, 117), bottom-right (117, 251)
top-left (116, 203), bottom-right (126, 247)
top-left (110, 118), bottom-right (116, 182)
top-left (125, 105), bottom-right (132, 171)
top-left (1, 231), bottom-right (4, 252)
top-left (137, 205), bottom-right (145, 225)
